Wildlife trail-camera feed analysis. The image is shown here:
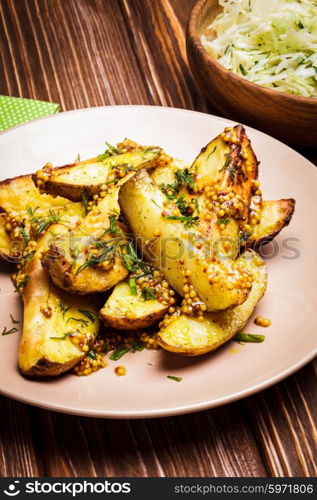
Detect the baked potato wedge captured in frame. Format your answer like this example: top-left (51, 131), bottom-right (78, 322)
top-left (40, 149), bottom-right (162, 294)
top-left (149, 149), bottom-right (294, 250)
top-left (17, 231), bottom-right (100, 377)
top-left (100, 280), bottom-right (168, 330)
top-left (41, 216), bottom-right (129, 295)
top-left (193, 124), bottom-right (258, 219)
top-left (0, 173), bottom-right (84, 216)
top-left (119, 170), bottom-right (252, 312)
top-left (0, 174), bottom-right (85, 263)
top-left (158, 250), bottom-right (267, 356)
top-left (33, 148), bottom-right (161, 201)
top-left (245, 199), bottom-right (296, 248)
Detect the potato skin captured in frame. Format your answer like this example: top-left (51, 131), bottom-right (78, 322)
top-left (21, 355), bottom-right (86, 378)
top-left (100, 281), bottom-right (168, 330)
top-left (33, 150), bottom-right (161, 202)
top-left (0, 173), bottom-right (84, 215)
top-left (18, 231), bottom-right (100, 377)
top-left (246, 199), bottom-right (295, 248)
top-left (101, 310), bottom-right (166, 331)
top-left (158, 251), bottom-right (267, 356)
top-left (0, 173), bottom-right (85, 263)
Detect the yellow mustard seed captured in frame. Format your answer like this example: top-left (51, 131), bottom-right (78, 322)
top-left (254, 316), bottom-right (271, 327)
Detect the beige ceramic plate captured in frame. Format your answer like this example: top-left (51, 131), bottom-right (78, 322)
top-left (0, 106), bottom-right (316, 418)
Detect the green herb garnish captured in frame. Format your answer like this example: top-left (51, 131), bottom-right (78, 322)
top-left (219, 155), bottom-right (232, 173)
top-left (105, 141), bottom-right (120, 154)
top-left (175, 195), bottom-right (190, 216)
top-left (50, 332), bottom-right (74, 340)
top-left (164, 215), bottom-right (199, 229)
top-left (1, 326), bottom-right (18, 336)
top-left (97, 151), bottom-right (111, 161)
top-left (151, 198), bottom-right (161, 209)
top-left (60, 298), bottom-right (71, 317)
top-left (14, 275), bottom-right (30, 293)
top-left (88, 350), bottom-right (98, 360)
top-left (239, 230), bottom-right (253, 245)
top-left (76, 237), bottom-right (123, 274)
top-left (234, 333), bottom-right (265, 343)
top-left (175, 167), bottom-right (195, 191)
top-left (35, 209), bottom-right (64, 235)
top-left (167, 375), bottom-right (183, 382)
top-left (296, 20), bottom-right (304, 29)
top-left (131, 340), bottom-right (145, 351)
top-left (129, 277), bottom-right (137, 295)
top-left (20, 227), bottom-right (29, 244)
top-left (10, 314), bottom-right (19, 324)
top-left (105, 178), bottom-right (119, 186)
top-left (67, 317), bottom-right (89, 327)
top-left (110, 346), bottom-right (130, 361)
top-left (21, 250), bottom-right (36, 265)
top-left (75, 153), bottom-right (81, 162)
top-left (141, 287), bottom-right (156, 301)
top-left (120, 242), bottom-right (150, 275)
top-left (207, 145), bottom-right (217, 159)
top-left (228, 167), bottom-right (236, 181)
top-left (193, 197), bottom-right (200, 215)
top-left (104, 214), bottom-right (122, 236)
top-left (159, 182), bottom-right (179, 200)
top-left (217, 218), bottom-right (230, 226)
top-left (121, 164), bottom-right (136, 172)
top-left (77, 309), bottom-right (96, 323)
top-left (26, 206), bottom-right (40, 223)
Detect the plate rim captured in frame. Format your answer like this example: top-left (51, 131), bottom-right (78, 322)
top-left (0, 104), bottom-right (316, 418)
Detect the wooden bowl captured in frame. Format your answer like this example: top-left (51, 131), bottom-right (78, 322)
top-left (187, 0), bottom-right (317, 147)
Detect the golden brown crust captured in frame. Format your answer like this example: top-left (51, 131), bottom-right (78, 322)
top-left (20, 354), bottom-right (85, 377)
top-left (100, 309), bottom-right (167, 330)
top-left (246, 199), bottom-right (296, 248)
top-left (32, 159), bottom-right (99, 202)
top-left (42, 243), bottom-right (128, 295)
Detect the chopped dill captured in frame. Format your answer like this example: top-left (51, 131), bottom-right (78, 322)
top-left (141, 287), bottom-right (156, 301)
top-left (1, 326), bottom-right (18, 336)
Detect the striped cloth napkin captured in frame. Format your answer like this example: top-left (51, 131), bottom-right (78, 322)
top-left (0, 95), bottom-right (60, 131)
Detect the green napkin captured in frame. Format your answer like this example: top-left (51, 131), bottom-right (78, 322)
top-left (0, 95), bottom-right (60, 131)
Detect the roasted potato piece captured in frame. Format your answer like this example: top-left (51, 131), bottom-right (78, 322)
top-left (41, 151), bottom-right (161, 294)
top-left (100, 280), bottom-right (168, 330)
top-left (17, 231), bottom-right (100, 377)
top-left (150, 148), bottom-right (293, 249)
top-left (0, 213), bottom-right (15, 262)
top-left (33, 149), bottom-right (161, 201)
top-left (119, 170), bottom-right (252, 312)
top-left (0, 175), bottom-right (85, 263)
top-left (246, 199), bottom-right (296, 248)
top-left (119, 126), bottom-right (258, 312)
top-left (158, 250), bottom-right (267, 356)
top-left (41, 217), bottom-right (128, 295)
top-left (193, 124), bottom-right (258, 219)
top-left (0, 174), bottom-right (84, 216)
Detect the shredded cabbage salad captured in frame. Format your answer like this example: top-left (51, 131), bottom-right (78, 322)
top-left (201, 0), bottom-right (317, 97)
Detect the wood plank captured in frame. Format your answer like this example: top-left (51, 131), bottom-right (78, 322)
top-left (19, 405), bottom-right (266, 477)
top-left (120, 0), bottom-right (210, 111)
top-left (246, 365), bottom-right (317, 477)
top-left (0, 396), bottom-right (43, 477)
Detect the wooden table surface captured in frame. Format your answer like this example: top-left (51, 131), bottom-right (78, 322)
top-left (0, 0), bottom-right (316, 478)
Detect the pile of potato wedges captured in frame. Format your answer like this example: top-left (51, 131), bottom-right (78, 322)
top-left (0, 126), bottom-right (295, 377)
